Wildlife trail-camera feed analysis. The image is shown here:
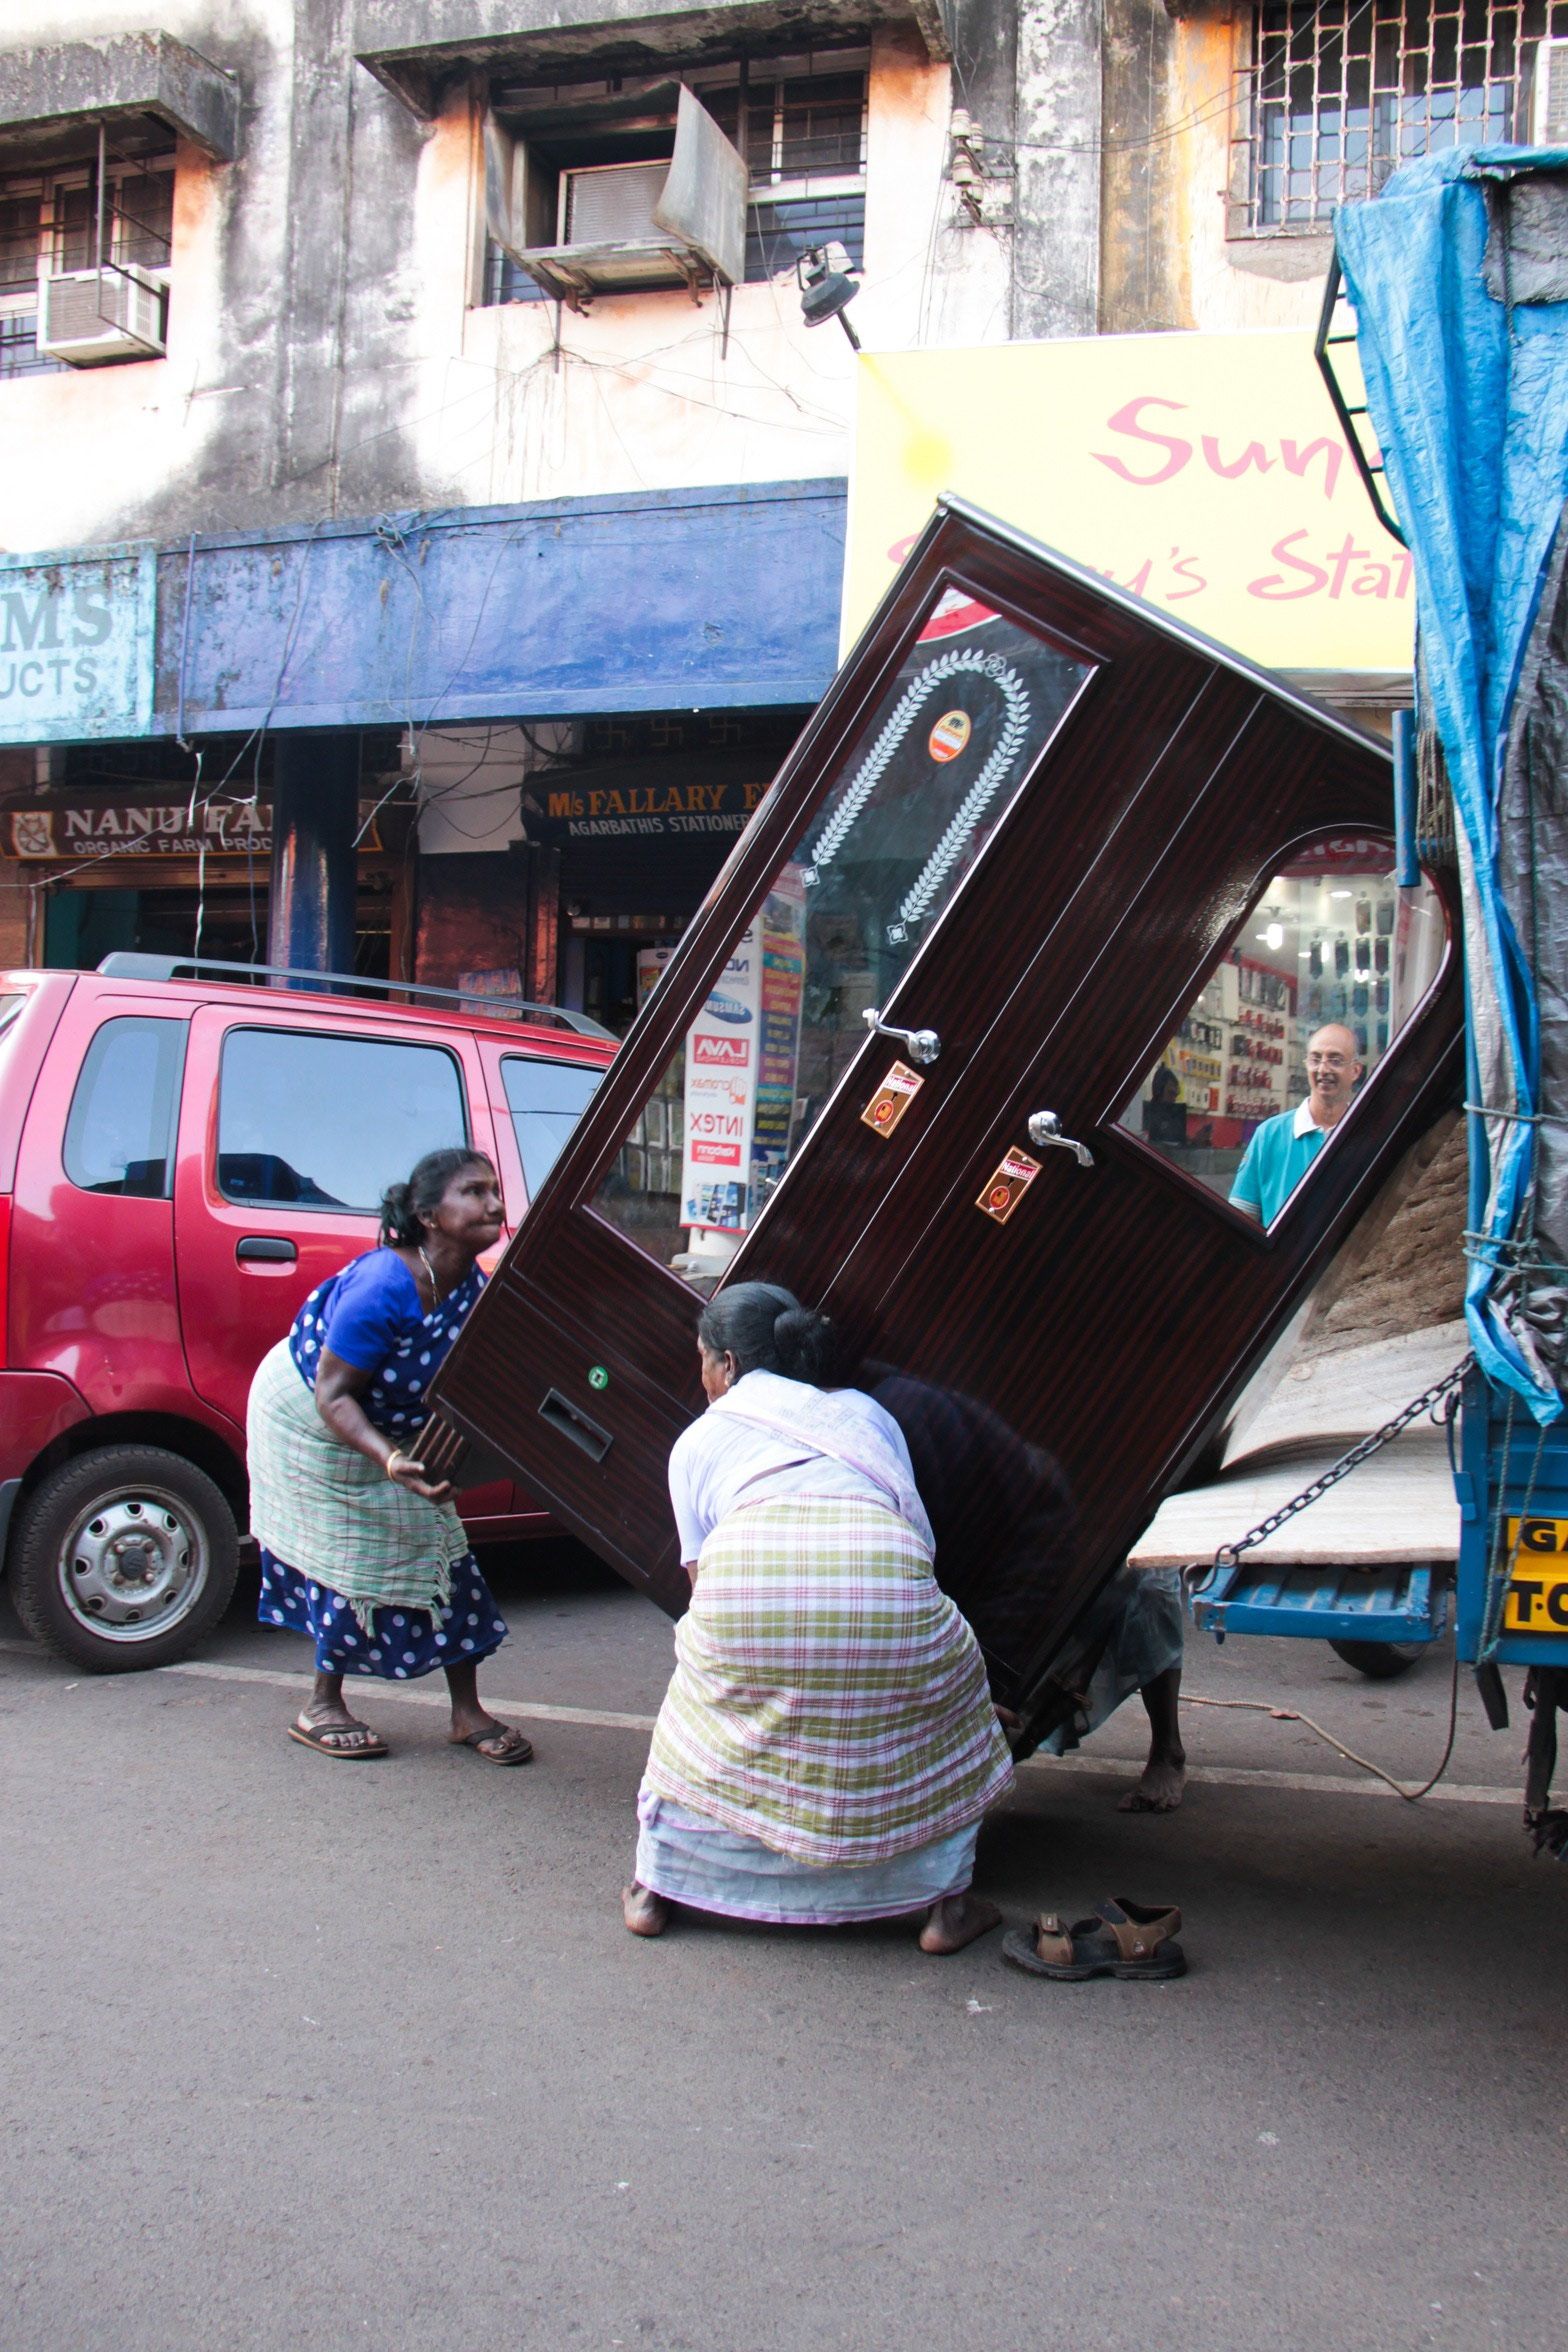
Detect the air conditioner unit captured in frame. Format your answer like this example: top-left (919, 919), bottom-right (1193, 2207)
top-left (561, 160), bottom-right (672, 246)
top-left (487, 86), bottom-right (746, 306)
top-left (36, 265), bottom-right (166, 365)
top-left (1531, 37), bottom-right (1568, 145)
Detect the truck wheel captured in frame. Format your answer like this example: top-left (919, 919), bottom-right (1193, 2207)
top-left (8, 1446), bottom-right (239, 1674)
top-left (1328, 1638), bottom-right (1427, 1680)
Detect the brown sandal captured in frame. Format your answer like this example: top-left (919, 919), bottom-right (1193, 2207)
top-left (288, 1715), bottom-right (388, 1760)
top-left (452, 1723), bottom-right (533, 1765)
top-left (1002, 1897), bottom-right (1186, 1980)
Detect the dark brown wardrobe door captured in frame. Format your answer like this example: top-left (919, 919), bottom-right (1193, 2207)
top-left (419, 501), bottom-right (1460, 1709)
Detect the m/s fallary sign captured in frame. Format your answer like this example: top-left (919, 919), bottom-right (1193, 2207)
top-left (845, 333), bottom-right (1412, 675)
top-left (0, 549), bottom-right (155, 745)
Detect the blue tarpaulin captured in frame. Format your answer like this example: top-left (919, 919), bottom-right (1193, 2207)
top-left (1336, 148), bottom-right (1568, 1422)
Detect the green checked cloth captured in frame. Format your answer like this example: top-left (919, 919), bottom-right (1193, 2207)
top-left (645, 1496), bottom-right (1014, 1867)
top-left (247, 1338), bottom-right (470, 1628)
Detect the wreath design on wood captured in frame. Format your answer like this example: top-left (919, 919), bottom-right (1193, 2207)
top-left (800, 649), bottom-right (1032, 946)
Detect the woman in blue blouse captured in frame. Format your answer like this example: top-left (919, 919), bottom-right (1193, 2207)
top-left (247, 1146), bottom-right (531, 1765)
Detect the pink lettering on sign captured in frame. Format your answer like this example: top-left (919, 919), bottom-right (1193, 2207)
top-left (1093, 402), bottom-right (1346, 501)
top-left (1247, 532), bottom-right (1414, 603)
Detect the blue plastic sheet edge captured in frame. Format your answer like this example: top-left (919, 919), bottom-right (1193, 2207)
top-left (1335, 145), bottom-right (1568, 1423)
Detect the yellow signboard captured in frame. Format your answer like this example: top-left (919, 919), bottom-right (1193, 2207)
top-left (844, 332), bottom-right (1413, 675)
top-left (1504, 1564), bottom-right (1568, 1634)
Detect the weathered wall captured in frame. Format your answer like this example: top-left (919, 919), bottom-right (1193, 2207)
top-left (1014, 0), bottom-right (1102, 338)
top-left (1100, 1), bottom-right (1334, 335)
top-left (3, 3), bottom-right (998, 552)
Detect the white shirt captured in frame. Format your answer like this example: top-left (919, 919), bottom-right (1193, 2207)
top-left (1293, 1096), bottom-right (1321, 1138)
top-left (667, 1369), bottom-right (929, 1561)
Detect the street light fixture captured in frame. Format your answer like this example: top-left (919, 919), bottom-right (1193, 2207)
top-left (798, 245), bottom-right (862, 350)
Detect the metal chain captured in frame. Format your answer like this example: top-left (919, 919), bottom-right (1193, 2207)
top-left (1208, 1354), bottom-right (1474, 1576)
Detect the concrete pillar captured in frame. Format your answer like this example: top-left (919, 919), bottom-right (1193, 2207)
top-left (1014, 0), bottom-right (1103, 339)
top-left (267, 731), bottom-right (358, 978)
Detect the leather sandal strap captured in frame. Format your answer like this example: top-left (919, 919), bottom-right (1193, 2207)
top-left (1033, 1913), bottom-right (1076, 1967)
top-left (1097, 1898), bottom-right (1179, 1960)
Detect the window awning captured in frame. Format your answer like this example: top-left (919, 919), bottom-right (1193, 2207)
top-left (353, 0), bottom-right (950, 120)
top-left (0, 30), bottom-right (240, 164)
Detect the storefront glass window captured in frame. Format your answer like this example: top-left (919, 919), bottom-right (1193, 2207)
top-left (1115, 842), bottom-right (1447, 1225)
top-left (216, 1029), bottom-right (468, 1212)
top-left (591, 595), bottom-right (1094, 1276)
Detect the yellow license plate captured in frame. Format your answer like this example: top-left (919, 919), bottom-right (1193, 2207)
top-left (1503, 1561), bottom-right (1568, 1634)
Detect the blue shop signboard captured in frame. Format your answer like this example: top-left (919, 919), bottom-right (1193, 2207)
top-left (0, 547), bottom-right (155, 747)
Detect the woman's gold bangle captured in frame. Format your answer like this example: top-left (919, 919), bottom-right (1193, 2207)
top-left (385, 1450), bottom-right (407, 1481)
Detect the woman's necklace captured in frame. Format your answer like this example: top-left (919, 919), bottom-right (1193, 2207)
top-left (416, 1244), bottom-right (447, 1310)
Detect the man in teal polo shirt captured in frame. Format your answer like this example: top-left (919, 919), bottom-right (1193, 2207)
top-left (1230, 1023), bottom-right (1362, 1223)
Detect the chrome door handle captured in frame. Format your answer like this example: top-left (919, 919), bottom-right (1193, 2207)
top-left (1026, 1110), bottom-right (1094, 1168)
top-left (863, 1007), bottom-right (941, 1064)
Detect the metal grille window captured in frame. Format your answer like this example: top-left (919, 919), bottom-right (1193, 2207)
top-left (484, 48), bottom-right (867, 303)
top-left (1237, 1), bottom-right (1567, 232)
top-left (0, 148), bottom-right (173, 378)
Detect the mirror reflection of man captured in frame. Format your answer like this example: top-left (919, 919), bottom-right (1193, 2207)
top-left (1229, 1023), bottom-right (1363, 1225)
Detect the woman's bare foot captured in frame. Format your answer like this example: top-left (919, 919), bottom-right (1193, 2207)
top-left (622, 1882), bottom-right (671, 1938)
top-left (1119, 1752), bottom-right (1186, 1812)
top-left (917, 1891), bottom-right (1002, 1954)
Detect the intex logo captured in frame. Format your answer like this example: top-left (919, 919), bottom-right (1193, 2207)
top-left (695, 1035), bottom-right (750, 1066)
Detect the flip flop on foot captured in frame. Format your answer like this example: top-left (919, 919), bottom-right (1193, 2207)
top-left (288, 1713), bottom-right (388, 1760)
top-left (451, 1721), bottom-right (533, 1765)
top-left (1002, 1897), bottom-right (1186, 1981)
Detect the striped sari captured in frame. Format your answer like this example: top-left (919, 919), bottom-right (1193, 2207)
top-left (638, 1412), bottom-right (1013, 1916)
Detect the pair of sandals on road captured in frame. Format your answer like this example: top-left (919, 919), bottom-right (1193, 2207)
top-left (1002, 1895), bottom-right (1187, 1981)
top-left (287, 1714), bottom-right (533, 1765)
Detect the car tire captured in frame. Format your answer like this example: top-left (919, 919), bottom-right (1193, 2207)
top-left (8, 1445), bottom-right (240, 1674)
top-left (1328, 1638), bottom-right (1428, 1680)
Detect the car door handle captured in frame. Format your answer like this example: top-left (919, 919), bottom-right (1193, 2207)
top-left (236, 1236), bottom-right (298, 1264)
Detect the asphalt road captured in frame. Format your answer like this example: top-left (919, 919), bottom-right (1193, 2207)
top-left (3, 1547), bottom-right (1565, 2352)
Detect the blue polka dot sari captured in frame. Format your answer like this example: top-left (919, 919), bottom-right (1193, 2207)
top-left (257, 1249), bottom-right (508, 1680)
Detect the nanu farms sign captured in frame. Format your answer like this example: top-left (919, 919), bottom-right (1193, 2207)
top-left (0, 549), bottom-right (155, 746)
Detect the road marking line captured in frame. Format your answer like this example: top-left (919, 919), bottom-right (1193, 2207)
top-left (0, 1642), bottom-right (1521, 1806)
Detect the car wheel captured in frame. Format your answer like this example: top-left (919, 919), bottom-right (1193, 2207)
top-left (8, 1445), bottom-right (239, 1673)
top-left (1328, 1638), bottom-right (1428, 1680)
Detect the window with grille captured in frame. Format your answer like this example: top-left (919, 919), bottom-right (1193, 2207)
top-left (0, 146), bottom-right (174, 377)
top-left (1235, 1), bottom-right (1567, 233)
top-left (483, 47), bottom-right (867, 303)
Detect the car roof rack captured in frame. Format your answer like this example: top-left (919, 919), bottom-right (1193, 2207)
top-left (95, 952), bottom-right (618, 1042)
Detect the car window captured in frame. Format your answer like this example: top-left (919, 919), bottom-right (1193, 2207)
top-left (64, 1017), bottom-right (187, 1198)
top-left (217, 1028), bottom-right (468, 1211)
top-left (501, 1056), bottom-right (604, 1197)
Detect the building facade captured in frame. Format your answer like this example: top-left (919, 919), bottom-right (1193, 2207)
top-left (2, 0), bottom-right (1559, 1012)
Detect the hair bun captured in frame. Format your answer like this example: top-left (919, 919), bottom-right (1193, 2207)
top-left (773, 1304), bottom-right (837, 1385)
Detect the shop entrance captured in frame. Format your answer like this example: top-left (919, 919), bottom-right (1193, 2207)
top-left (40, 883), bottom-right (393, 976)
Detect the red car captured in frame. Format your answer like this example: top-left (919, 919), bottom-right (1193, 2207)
top-left (0, 955), bottom-right (615, 1672)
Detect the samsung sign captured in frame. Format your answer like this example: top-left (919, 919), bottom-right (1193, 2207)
top-left (0, 548), bottom-right (155, 745)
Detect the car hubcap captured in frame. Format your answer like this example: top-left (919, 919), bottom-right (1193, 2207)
top-left (56, 1487), bottom-right (210, 1643)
